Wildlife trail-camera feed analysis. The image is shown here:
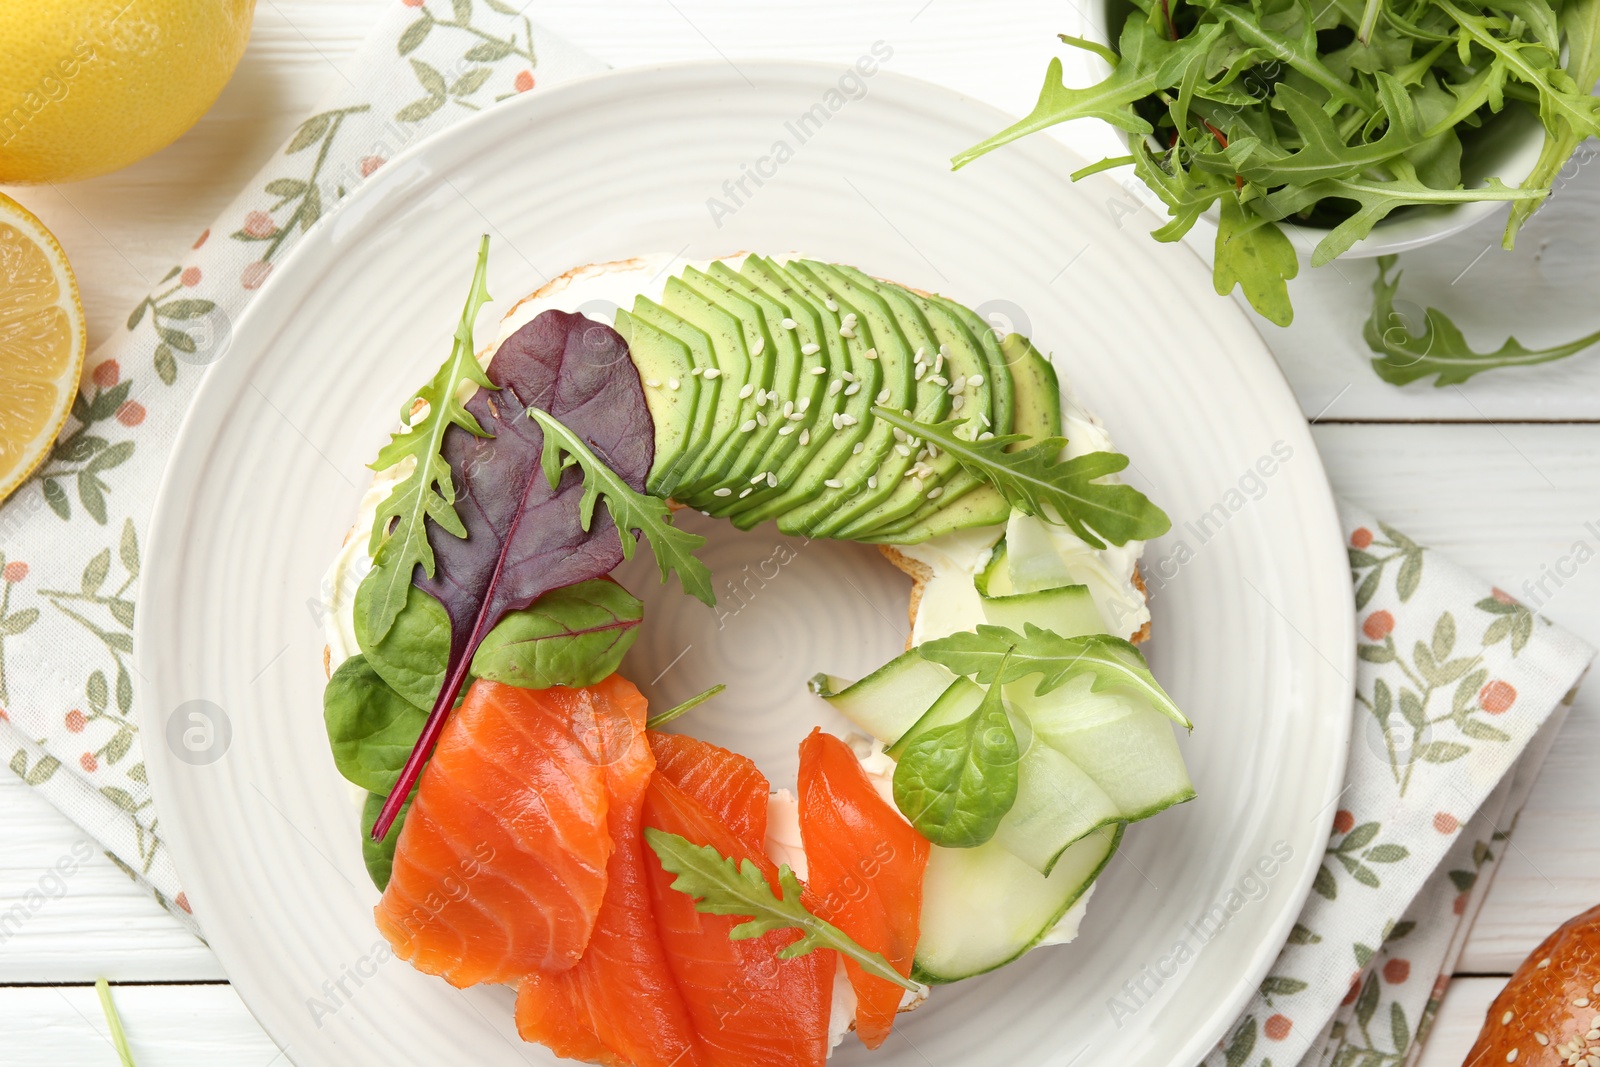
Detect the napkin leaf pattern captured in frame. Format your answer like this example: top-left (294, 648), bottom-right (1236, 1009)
top-left (1201, 504), bottom-right (1593, 1067)
top-left (0, 1), bottom-right (605, 933)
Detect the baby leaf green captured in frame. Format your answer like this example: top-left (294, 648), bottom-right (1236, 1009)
top-left (891, 660), bottom-right (1020, 849)
top-left (324, 655), bottom-right (429, 794)
top-left (1365, 257), bottom-right (1600, 385)
top-left (359, 236), bottom-right (497, 643)
top-left (643, 828), bottom-right (919, 992)
top-left (471, 579), bottom-right (642, 689)
top-left (529, 408), bottom-right (715, 607)
top-left (645, 683), bottom-right (727, 730)
top-left (871, 407), bottom-right (1170, 549)
top-left (354, 581), bottom-right (451, 710)
top-left (919, 623), bottom-right (1193, 729)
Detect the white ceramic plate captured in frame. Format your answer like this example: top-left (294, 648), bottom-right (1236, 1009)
top-left (138, 61), bottom-right (1354, 1067)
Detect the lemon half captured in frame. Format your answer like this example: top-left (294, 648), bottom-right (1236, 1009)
top-left (0, 192), bottom-right (87, 503)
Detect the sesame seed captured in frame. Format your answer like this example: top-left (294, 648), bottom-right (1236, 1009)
top-left (933, 351), bottom-right (944, 374)
top-left (832, 413), bottom-right (844, 430)
top-left (839, 414), bottom-right (858, 426)
top-left (949, 376), bottom-right (966, 395)
top-left (845, 382), bottom-right (861, 395)
top-left (1580, 999), bottom-right (1593, 1008)
top-left (893, 428), bottom-right (907, 442)
top-left (824, 298), bottom-right (838, 312)
top-left (911, 477), bottom-right (923, 492)
top-left (779, 424), bottom-right (794, 435)
top-left (781, 317), bottom-right (797, 330)
top-left (713, 487), bottom-right (733, 497)
top-left (739, 487), bottom-right (753, 498)
top-left (902, 409), bottom-right (912, 417)
top-left (895, 443), bottom-right (911, 457)
top-left (756, 388), bottom-right (769, 405)
top-left (783, 401), bottom-right (795, 416)
top-left (690, 366), bottom-right (703, 376)
top-left (752, 472), bottom-right (768, 484)
top-left (740, 419), bottom-right (757, 433)
top-left (757, 411), bottom-right (769, 426)
top-left (703, 367), bottom-right (721, 379)
top-left (1595, 981), bottom-right (1600, 994)
top-left (877, 388), bottom-right (891, 404)
top-left (751, 336), bottom-right (766, 356)
top-left (738, 383), bottom-right (755, 399)
top-left (968, 373), bottom-right (985, 387)
top-left (1539, 958), bottom-right (1552, 969)
top-left (938, 343), bottom-right (951, 359)
top-left (913, 347), bottom-right (927, 364)
top-left (810, 365), bottom-right (827, 375)
top-left (914, 363), bottom-right (927, 380)
top-left (799, 429), bottom-right (809, 445)
top-left (787, 411), bottom-right (804, 421)
top-left (927, 486), bottom-right (943, 499)
top-left (842, 312), bottom-right (858, 326)
top-left (1506, 1051), bottom-right (1517, 1063)
top-left (824, 478), bottom-right (843, 489)
top-left (927, 375), bottom-right (948, 388)
top-left (797, 397), bottom-right (811, 412)
top-left (979, 431), bottom-right (995, 440)
top-left (842, 370), bottom-right (856, 382)
top-left (801, 342), bottom-right (821, 355)
top-left (853, 442), bottom-right (865, 454)
top-left (867, 476), bottom-right (877, 489)
top-left (1536, 1034), bottom-right (1550, 1046)
top-left (864, 347), bottom-right (878, 360)
top-left (645, 379), bottom-right (662, 388)
top-left (952, 395), bottom-right (966, 412)
top-left (1504, 1012), bottom-right (1515, 1026)
top-left (839, 326), bottom-right (855, 338)
top-left (767, 472), bottom-right (777, 487)
top-left (668, 378), bottom-right (680, 390)
top-left (829, 379), bottom-right (843, 396)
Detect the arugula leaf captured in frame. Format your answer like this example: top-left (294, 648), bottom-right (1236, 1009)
top-left (1435, 0), bottom-right (1600, 140)
top-left (358, 236), bottom-right (496, 643)
top-left (951, 21), bottom-right (1224, 166)
top-left (646, 683), bottom-right (727, 730)
top-left (472, 580), bottom-right (642, 689)
top-left (870, 407), bottom-right (1170, 549)
top-left (530, 408), bottom-right (715, 607)
top-left (1214, 194), bottom-right (1300, 327)
top-left (891, 658), bottom-right (1020, 848)
top-left (1364, 256), bottom-right (1600, 385)
top-left (323, 655), bottom-right (428, 794)
top-left (919, 622), bottom-right (1192, 729)
top-left (643, 828), bottom-right (919, 992)
top-left (1505, 0), bottom-right (1600, 241)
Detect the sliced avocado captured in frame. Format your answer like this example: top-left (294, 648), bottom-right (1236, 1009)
top-left (718, 255), bottom-right (852, 527)
top-left (615, 308), bottom-right (704, 498)
top-left (829, 267), bottom-right (992, 538)
top-left (695, 259), bottom-right (829, 518)
top-left (777, 261), bottom-right (919, 538)
top-left (742, 258), bottom-right (880, 536)
top-left (658, 276), bottom-right (761, 497)
top-left (625, 298), bottom-right (724, 491)
top-left (864, 332), bottom-right (1062, 544)
top-left (929, 294), bottom-right (1016, 436)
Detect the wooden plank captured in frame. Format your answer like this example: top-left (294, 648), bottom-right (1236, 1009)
top-left (0, 773), bottom-right (222, 983)
top-left (1314, 424), bottom-right (1600, 974)
top-left (0, 984), bottom-right (282, 1065)
top-left (1415, 977), bottom-right (1505, 1067)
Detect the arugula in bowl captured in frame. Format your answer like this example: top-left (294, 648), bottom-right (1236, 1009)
top-left (956, 0), bottom-right (1600, 325)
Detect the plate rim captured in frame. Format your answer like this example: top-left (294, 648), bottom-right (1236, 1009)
top-left (136, 56), bottom-right (1355, 1067)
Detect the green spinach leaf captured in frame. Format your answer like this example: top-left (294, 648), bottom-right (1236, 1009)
top-left (471, 579), bottom-right (642, 689)
top-left (324, 655), bottom-right (428, 794)
top-left (892, 660), bottom-right (1020, 848)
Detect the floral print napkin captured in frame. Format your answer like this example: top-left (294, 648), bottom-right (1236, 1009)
top-left (1204, 504), bottom-right (1592, 1067)
top-left (0, 7), bottom-right (1590, 1065)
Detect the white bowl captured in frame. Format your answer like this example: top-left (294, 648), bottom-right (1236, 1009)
top-left (1081, 1), bottom-right (1548, 258)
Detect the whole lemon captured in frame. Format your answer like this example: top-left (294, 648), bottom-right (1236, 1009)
top-left (0, 0), bottom-right (256, 184)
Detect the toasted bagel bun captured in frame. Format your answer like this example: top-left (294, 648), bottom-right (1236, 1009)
top-left (1464, 904), bottom-right (1600, 1065)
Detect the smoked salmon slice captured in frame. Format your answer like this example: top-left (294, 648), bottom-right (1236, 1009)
top-left (648, 731), bottom-right (769, 849)
top-left (798, 728), bottom-right (929, 1050)
top-left (375, 676), bottom-right (648, 987)
top-left (644, 773), bottom-right (834, 1067)
top-left (516, 708), bottom-right (705, 1067)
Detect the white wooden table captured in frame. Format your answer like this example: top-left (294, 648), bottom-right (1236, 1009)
top-left (4, 2), bottom-right (1598, 1063)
